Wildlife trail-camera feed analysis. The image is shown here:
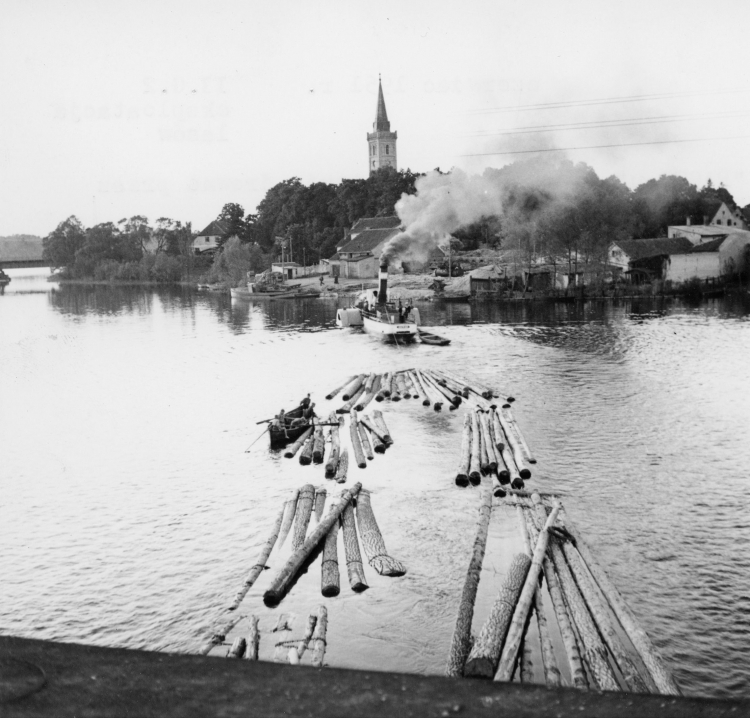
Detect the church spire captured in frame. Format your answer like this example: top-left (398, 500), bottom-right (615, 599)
top-left (374, 76), bottom-right (390, 132)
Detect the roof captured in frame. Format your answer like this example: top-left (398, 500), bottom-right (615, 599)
top-left (351, 216), bottom-right (401, 233)
top-left (669, 225), bottom-right (728, 236)
top-left (614, 237), bottom-right (693, 260)
top-left (197, 219), bottom-right (228, 237)
top-left (338, 227), bottom-right (400, 255)
top-left (374, 79), bottom-right (390, 132)
top-left (469, 264), bottom-right (506, 280)
top-left (688, 237), bottom-right (726, 253)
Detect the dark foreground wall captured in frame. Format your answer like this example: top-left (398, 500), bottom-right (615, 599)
top-left (0, 635), bottom-right (744, 718)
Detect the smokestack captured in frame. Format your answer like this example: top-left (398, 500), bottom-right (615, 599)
top-left (378, 259), bottom-right (388, 304)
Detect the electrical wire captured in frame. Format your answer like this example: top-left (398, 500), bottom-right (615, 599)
top-left (461, 134), bottom-right (750, 157)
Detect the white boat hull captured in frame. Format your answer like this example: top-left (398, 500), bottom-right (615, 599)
top-left (362, 313), bottom-right (418, 340)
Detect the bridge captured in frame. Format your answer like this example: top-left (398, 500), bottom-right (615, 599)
top-left (0, 237), bottom-right (48, 269)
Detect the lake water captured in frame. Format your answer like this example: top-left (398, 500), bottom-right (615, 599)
top-left (1, 268), bottom-right (749, 700)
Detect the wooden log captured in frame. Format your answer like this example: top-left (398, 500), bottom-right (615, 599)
top-left (491, 474), bottom-right (506, 498)
top-left (525, 508), bottom-right (588, 689)
top-left (479, 411), bottom-right (498, 473)
top-left (226, 636), bottom-right (247, 659)
top-left (325, 413), bottom-right (342, 477)
top-left (278, 488), bottom-right (300, 549)
top-left (445, 481), bottom-right (493, 677)
top-left (349, 410), bottom-right (367, 469)
top-left (363, 372), bottom-right (377, 393)
top-left (356, 490), bottom-right (406, 576)
top-left (455, 414), bottom-right (472, 487)
top-left (427, 370), bottom-right (462, 405)
top-left (560, 539), bottom-right (650, 693)
top-left (494, 410), bottom-right (530, 479)
top-left (295, 613), bottom-right (318, 662)
top-left (359, 415), bottom-right (388, 450)
top-left (520, 630), bottom-right (534, 683)
top-left (273, 614), bottom-right (294, 664)
top-left (372, 410), bottom-right (393, 445)
top-left (468, 411), bottom-right (482, 485)
top-left (464, 553), bottom-right (531, 677)
top-left (228, 499), bottom-right (286, 610)
top-left (326, 375), bottom-right (356, 400)
top-left (477, 412), bottom-right (491, 474)
top-left (335, 448), bottom-right (349, 484)
top-left (299, 433), bottom-right (315, 466)
top-left (337, 384), bottom-right (365, 414)
top-left (517, 506), bottom-right (560, 688)
top-left (311, 605), bottom-right (328, 668)
top-left (399, 371), bottom-right (413, 398)
top-left (284, 427), bottom-right (314, 459)
top-left (342, 374), bottom-right (365, 401)
top-left (263, 483), bottom-right (362, 607)
top-left (358, 421), bottom-right (374, 461)
top-left (548, 538), bottom-right (619, 691)
top-left (410, 370), bottom-right (431, 406)
top-left (500, 406), bottom-right (536, 465)
top-left (490, 410), bottom-right (506, 452)
top-left (402, 371), bottom-right (417, 398)
top-left (341, 501), bottom-right (368, 591)
top-left (355, 374), bottom-right (381, 412)
top-left (561, 511), bottom-right (681, 695)
top-left (377, 372), bottom-right (392, 400)
top-left (441, 368), bottom-right (496, 400)
top-left (498, 439), bottom-right (521, 488)
top-left (244, 616), bottom-right (260, 660)
top-left (321, 503), bottom-right (341, 597)
top-left (199, 614), bottom-right (244, 655)
top-left (313, 486), bottom-right (326, 524)
top-left (432, 369), bottom-right (465, 396)
top-left (422, 371), bottom-right (459, 410)
top-left (415, 369), bottom-right (443, 410)
top-left (292, 484), bottom-right (315, 552)
top-left (368, 424), bottom-right (386, 454)
top-left (312, 426), bottom-right (326, 464)
top-left (493, 501), bottom-right (561, 682)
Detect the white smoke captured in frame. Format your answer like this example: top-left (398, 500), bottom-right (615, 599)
top-left (381, 158), bottom-right (588, 266)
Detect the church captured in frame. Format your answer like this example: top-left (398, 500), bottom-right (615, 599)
top-left (367, 77), bottom-right (397, 174)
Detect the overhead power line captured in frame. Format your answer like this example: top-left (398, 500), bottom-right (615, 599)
top-left (469, 88), bottom-right (750, 115)
top-left (465, 110), bottom-right (750, 138)
top-left (461, 134), bottom-right (750, 157)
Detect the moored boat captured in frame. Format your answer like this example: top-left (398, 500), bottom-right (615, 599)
top-left (269, 400), bottom-right (316, 448)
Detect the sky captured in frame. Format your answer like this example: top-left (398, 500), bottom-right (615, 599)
top-left (3, 0), bottom-right (750, 237)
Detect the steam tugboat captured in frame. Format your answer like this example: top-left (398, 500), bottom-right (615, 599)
top-left (337, 261), bottom-right (421, 342)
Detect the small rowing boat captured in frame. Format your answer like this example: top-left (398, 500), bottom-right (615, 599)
top-left (269, 398), bottom-right (316, 448)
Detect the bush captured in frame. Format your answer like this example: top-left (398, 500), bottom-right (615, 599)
top-left (203, 238), bottom-right (270, 286)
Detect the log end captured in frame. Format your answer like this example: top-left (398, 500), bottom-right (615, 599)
top-left (493, 486), bottom-right (507, 498)
top-left (506, 396), bottom-right (515, 403)
top-left (321, 586), bottom-right (340, 598)
top-left (468, 473), bottom-right (481, 486)
top-left (463, 658), bottom-right (495, 679)
top-left (375, 395), bottom-right (384, 402)
top-left (422, 399), bottom-right (431, 406)
top-left (263, 591), bottom-right (281, 608)
top-left (455, 475), bottom-right (469, 487)
top-left (511, 477), bottom-right (525, 490)
top-left (283, 451), bottom-right (294, 459)
top-left (498, 470), bottom-right (510, 483)
top-left (351, 581), bottom-right (369, 593)
top-left (519, 468), bottom-right (531, 479)
top-left (357, 461), bottom-right (367, 469)
top-left (299, 457), bottom-right (312, 466)
top-left (374, 446), bottom-right (387, 454)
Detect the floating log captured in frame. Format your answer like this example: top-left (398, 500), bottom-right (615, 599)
top-left (341, 502), bottom-right (368, 591)
top-left (402, 371), bottom-right (417, 398)
top-left (321, 503), bottom-right (341, 597)
top-left (199, 614), bottom-right (244, 655)
top-left (311, 605), bottom-right (328, 668)
top-left (433, 370), bottom-right (466, 396)
top-left (326, 375), bottom-right (356, 400)
top-left (356, 490), bottom-right (406, 576)
top-left (477, 412), bottom-right (491, 474)
top-left (335, 448), bottom-right (349, 484)
top-left (415, 369), bottom-right (442, 410)
top-left (359, 415), bottom-right (388, 448)
top-left (422, 371), bottom-right (459, 409)
top-left (456, 414), bottom-right (471, 487)
top-left (244, 616), bottom-right (260, 660)
top-left (338, 384), bottom-right (366, 414)
top-left (292, 484), bottom-right (315, 552)
top-left (468, 412), bottom-right (482, 485)
top-left (325, 413), bottom-right (342, 477)
top-left (278, 489), bottom-right (300, 549)
top-left (445, 481), bottom-right (493, 677)
top-left (479, 411), bottom-right (498, 473)
top-left (273, 613), bottom-right (294, 663)
top-left (349, 410), bottom-right (367, 469)
top-left (561, 511), bottom-right (681, 695)
top-left (363, 372), bottom-right (377, 393)
top-left (367, 425), bottom-right (386, 454)
top-left (372, 410), bottom-right (393, 445)
top-left (520, 630), bottom-right (534, 683)
top-left (500, 406), bottom-right (536, 465)
top-left (342, 374), bottom-right (365, 401)
top-left (494, 500), bottom-right (561, 682)
top-left (524, 507), bottom-right (588, 689)
top-left (226, 636), bottom-right (247, 659)
top-left (295, 612), bottom-right (318, 662)
top-left (494, 411), bottom-right (530, 479)
top-left (497, 439), bottom-right (522, 488)
top-left (464, 552), bottom-right (531, 678)
top-left (356, 375), bottom-right (381, 412)
top-left (313, 487), bottom-right (327, 524)
top-left (380, 372), bottom-right (393, 398)
top-left (410, 370), bottom-right (431, 406)
top-left (299, 434), bottom-right (315, 466)
top-left (517, 506), bottom-right (560, 688)
top-left (263, 483), bottom-right (362, 607)
top-left (312, 426), bottom-right (326, 464)
top-left (441, 368), bottom-right (495, 400)
top-left (358, 421), bottom-right (374, 460)
top-left (399, 371), bottom-right (412, 398)
top-left (284, 427), bottom-right (314, 459)
top-left (491, 474), bottom-right (506, 497)
top-left (560, 538), bottom-right (650, 693)
top-left (548, 538), bottom-right (619, 691)
top-left (228, 499), bottom-right (287, 610)
top-left (427, 370), bottom-right (462, 404)
top-left (394, 372), bottom-right (408, 398)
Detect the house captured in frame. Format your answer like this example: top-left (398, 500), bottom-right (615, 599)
top-left (609, 238), bottom-right (694, 278)
top-left (193, 220), bottom-right (234, 254)
top-left (332, 216), bottom-right (403, 279)
top-left (664, 231), bottom-right (750, 282)
top-left (706, 200), bottom-right (748, 230)
top-left (270, 262), bottom-right (316, 280)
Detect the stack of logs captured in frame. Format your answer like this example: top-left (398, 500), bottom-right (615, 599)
top-left (202, 483), bottom-right (406, 657)
top-left (446, 488), bottom-right (682, 696)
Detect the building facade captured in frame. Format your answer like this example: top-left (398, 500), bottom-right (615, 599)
top-left (367, 78), bottom-right (397, 174)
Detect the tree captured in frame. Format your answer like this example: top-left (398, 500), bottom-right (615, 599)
top-left (632, 175), bottom-right (700, 237)
top-left (216, 203), bottom-right (248, 248)
top-left (117, 215), bottom-right (153, 253)
top-left (43, 216), bottom-right (86, 268)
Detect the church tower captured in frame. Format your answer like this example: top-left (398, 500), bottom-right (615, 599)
top-left (367, 77), bottom-right (397, 175)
